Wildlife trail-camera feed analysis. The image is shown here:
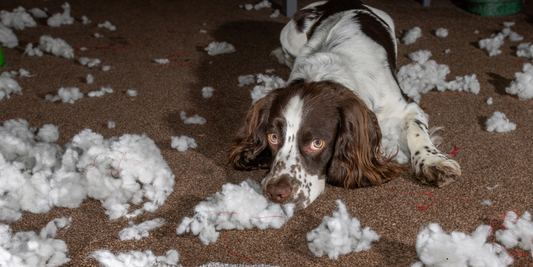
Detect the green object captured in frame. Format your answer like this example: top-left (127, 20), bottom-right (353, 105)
top-left (0, 45), bottom-right (4, 67)
top-left (465, 0), bottom-right (522, 17)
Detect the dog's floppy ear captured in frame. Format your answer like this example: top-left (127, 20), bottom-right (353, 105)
top-left (327, 87), bottom-right (405, 188)
top-left (227, 94), bottom-right (275, 171)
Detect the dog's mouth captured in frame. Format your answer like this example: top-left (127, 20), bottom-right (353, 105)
top-left (261, 173), bottom-right (325, 211)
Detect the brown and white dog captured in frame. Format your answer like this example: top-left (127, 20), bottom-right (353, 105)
top-left (228, 0), bottom-right (461, 210)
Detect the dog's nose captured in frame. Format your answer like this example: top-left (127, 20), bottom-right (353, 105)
top-left (266, 182), bottom-right (291, 203)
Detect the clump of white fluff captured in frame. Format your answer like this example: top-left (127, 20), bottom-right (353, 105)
top-left (485, 111), bottom-right (516, 133)
top-left (397, 50), bottom-right (480, 103)
top-left (204, 42), bottom-right (236, 56)
top-left (402, 27), bottom-right (422, 45)
top-left (38, 35), bottom-right (74, 59)
top-left (45, 87), bottom-right (83, 104)
top-left (119, 218), bottom-right (165, 241)
top-left (0, 217), bottom-right (72, 267)
top-left (505, 63), bottom-right (533, 100)
top-left (47, 2), bottom-right (74, 27)
top-left (0, 7), bottom-right (37, 30)
top-left (0, 24), bottom-right (19, 48)
top-left (79, 57), bottom-right (101, 68)
top-left (171, 135), bottom-right (197, 152)
top-left (202, 86), bottom-right (214, 98)
top-left (250, 73), bottom-right (287, 103)
top-left (495, 211), bottom-right (533, 256)
top-left (37, 124), bottom-right (60, 143)
top-left (435, 28), bottom-right (448, 38)
top-left (516, 43), bottom-right (533, 60)
top-left (307, 200), bottom-right (380, 260)
top-left (177, 179), bottom-right (295, 245)
top-left (24, 43), bottom-right (43, 57)
top-left (91, 249), bottom-right (179, 267)
top-left (479, 33), bottom-right (505, 56)
top-left (411, 223), bottom-right (514, 267)
top-left (380, 118), bottom-right (409, 164)
top-left (88, 87), bottom-right (113, 97)
top-left (0, 72), bottom-right (23, 101)
top-left (97, 21), bottom-right (116, 31)
top-left (179, 111), bottom-right (206, 125)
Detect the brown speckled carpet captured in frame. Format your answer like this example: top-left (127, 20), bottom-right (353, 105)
top-left (1, 0), bottom-right (533, 266)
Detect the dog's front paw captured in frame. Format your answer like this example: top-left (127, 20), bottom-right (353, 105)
top-left (417, 159), bottom-right (461, 187)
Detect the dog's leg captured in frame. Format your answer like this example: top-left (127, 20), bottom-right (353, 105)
top-left (403, 103), bottom-right (461, 187)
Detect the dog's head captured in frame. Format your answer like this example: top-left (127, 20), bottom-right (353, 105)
top-left (228, 80), bottom-right (403, 210)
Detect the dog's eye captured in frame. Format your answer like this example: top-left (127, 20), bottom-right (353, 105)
top-left (310, 139), bottom-right (324, 150)
top-left (268, 133), bottom-right (278, 145)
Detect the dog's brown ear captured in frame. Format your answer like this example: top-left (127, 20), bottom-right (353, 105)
top-left (327, 88), bottom-right (405, 188)
top-left (227, 94), bottom-right (274, 171)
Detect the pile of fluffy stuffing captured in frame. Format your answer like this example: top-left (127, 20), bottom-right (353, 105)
top-left (170, 135), bottom-right (197, 152)
top-left (478, 22), bottom-right (523, 57)
top-left (397, 50), bottom-right (480, 103)
top-left (204, 41), bottom-right (236, 56)
top-left (45, 87), bottom-right (84, 103)
top-left (505, 63), bottom-right (533, 100)
top-left (402, 27), bottom-right (422, 45)
top-left (119, 218), bottom-right (165, 241)
top-left (176, 179), bottom-right (295, 245)
top-left (236, 72), bottom-right (286, 103)
top-left (47, 2), bottom-right (74, 27)
top-left (0, 7), bottom-right (36, 30)
top-left (92, 249), bottom-right (179, 267)
top-left (0, 119), bottom-right (175, 222)
top-left (307, 200), bottom-right (380, 260)
top-left (0, 217), bottom-right (72, 267)
top-left (0, 72), bottom-right (23, 101)
top-left (485, 111), bottom-right (516, 133)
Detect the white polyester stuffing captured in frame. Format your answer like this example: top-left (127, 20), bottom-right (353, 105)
top-left (505, 63), bottom-right (533, 100)
top-left (98, 21), bottom-right (116, 31)
top-left (154, 58), bottom-right (170, 64)
top-left (39, 35), bottom-right (74, 59)
top-left (0, 73), bottom-right (22, 101)
top-left (47, 2), bottom-right (74, 27)
top-left (87, 74), bottom-right (94, 84)
top-left (45, 87), bottom-right (83, 103)
top-left (202, 86), bottom-right (214, 98)
top-left (24, 43), bottom-right (43, 57)
top-left (108, 121), bottom-right (115, 129)
top-left (88, 87), bottom-right (113, 97)
top-left (29, 8), bottom-right (48, 18)
top-left (516, 43), bottom-right (533, 60)
top-left (204, 42), bottom-right (236, 56)
top-left (485, 111), bottom-right (516, 133)
top-left (412, 223), bottom-right (514, 267)
top-left (0, 7), bottom-right (37, 30)
top-left (176, 179), bottom-right (295, 245)
top-left (479, 33), bottom-right (505, 57)
top-left (250, 73), bottom-right (287, 103)
top-left (170, 136), bottom-right (197, 152)
top-left (102, 65), bottom-right (111, 71)
top-left (79, 57), bottom-right (101, 68)
top-left (126, 89), bottom-right (137, 96)
top-left (82, 15), bottom-right (91, 25)
top-left (37, 124), bottom-right (59, 143)
top-left (0, 217), bottom-right (72, 267)
top-left (119, 218), bottom-right (165, 241)
top-left (487, 97), bottom-right (493, 105)
top-left (180, 111), bottom-right (206, 125)
top-left (501, 27), bottom-right (523, 42)
top-left (238, 74), bottom-right (255, 87)
top-left (379, 117), bottom-right (409, 164)
top-left (435, 28), bottom-right (448, 38)
top-left (270, 9), bottom-right (280, 18)
top-left (397, 50), bottom-right (480, 103)
top-left (307, 200), bottom-right (379, 260)
top-left (402, 27), bottom-right (422, 45)
top-left (495, 211), bottom-right (533, 256)
top-left (0, 24), bottom-right (18, 48)
top-left (0, 120), bottom-right (176, 222)
top-left (92, 249), bottom-right (179, 267)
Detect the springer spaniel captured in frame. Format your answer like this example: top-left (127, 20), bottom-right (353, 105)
top-left (228, 0), bottom-right (461, 210)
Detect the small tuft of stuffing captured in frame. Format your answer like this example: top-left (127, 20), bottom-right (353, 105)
top-left (444, 49), bottom-right (450, 54)
top-left (202, 87), bottom-right (214, 98)
top-left (119, 218), bottom-right (165, 240)
top-left (479, 33), bottom-right (505, 56)
top-left (0, 24), bottom-right (19, 48)
top-left (480, 200), bottom-right (493, 206)
top-left (487, 184), bottom-right (500, 190)
top-left (485, 111), bottom-right (516, 133)
top-left (204, 42), bottom-right (236, 56)
top-left (0, 73), bottom-right (23, 101)
top-left (270, 9), bottom-right (280, 18)
top-left (45, 87), bottom-right (83, 103)
top-left (487, 97), bottom-right (493, 105)
top-left (126, 89), bottom-right (137, 96)
top-left (495, 211), bottom-right (533, 256)
top-left (102, 66), bottom-right (111, 71)
top-left (79, 57), bottom-right (101, 68)
top-left (199, 29), bottom-right (206, 33)
top-left (177, 179), bottom-right (295, 245)
top-left (413, 223), bottom-right (514, 267)
top-left (402, 27), bottom-right (422, 45)
top-left (98, 21), bottom-right (116, 31)
top-left (87, 74), bottom-right (94, 84)
top-left (88, 87), bottom-right (113, 97)
top-left (397, 50), bottom-right (480, 103)
top-left (0, 217), bottom-right (72, 267)
top-left (154, 58), bottom-right (170, 64)
top-left (0, 7), bottom-right (37, 30)
top-left (251, 73), bottom-right (287, 103)
top-left (108, 121), bottom-right (115, 129)
top-left (505, 64), bottom-right (533, 100)
top-left (94, 33), bottom-right (103, 38)
top-left (24, 43), bottom-right (43, 56)
top-left (82, 15), bottom-right (91, 24)
top-left (170, 136), bottom-right (197, 152)
top-left (307, 200), bottom-right (379, 260)
top-left (265, 69), bottom-right (275, 74)
top-left (244, 4), bottom-right (254, 10)
top-left (380, 118), bottom-right (409, 164)
top-left (92, 249), bottom-right (179, 267)
top-left (47, 2), bottom-right (74, 27)
top-left (238, 74), bottom-right (256, 87)
top-left (516, 43), bottom-right (533, 60)
top-left (180, 111), bottom-right (206, 125)
top-left (501, 27), bottom-right (523, 42)
top-left (18, 69), bottom-right (33, 78)
top-left (39, 35), bottom-right (74, 59)
top-left (29, 8), bottom-right (48, 18)
top-left (435, 28), bottom-right (448, 38)
top-left (37, 124), bottom-right (59, 143)
top-left (503, 22), bottom-right (515, 27)
top-left (254, 0), bottom-right (272, 10)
